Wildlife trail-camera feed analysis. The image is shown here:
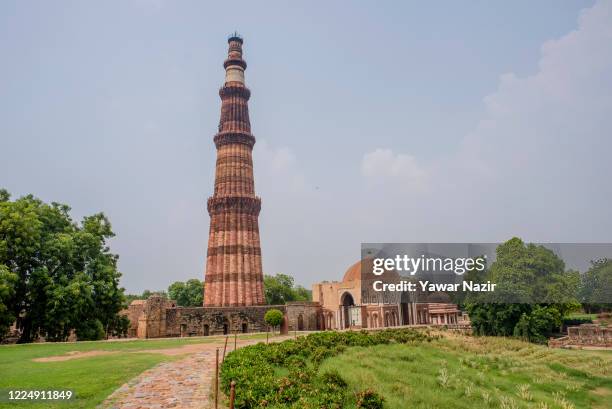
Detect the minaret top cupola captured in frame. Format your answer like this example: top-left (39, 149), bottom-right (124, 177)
top-left (224, 33), bottom-right (247, 85)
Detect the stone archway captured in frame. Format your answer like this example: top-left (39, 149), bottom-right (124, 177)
top-left (340, 292), bottom-right (355, 329)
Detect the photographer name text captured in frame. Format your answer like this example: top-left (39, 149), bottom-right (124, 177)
top-left (372, 280), bottom-right (496, 292)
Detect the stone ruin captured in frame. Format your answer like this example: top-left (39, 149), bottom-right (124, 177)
top-left (124, 296), bottom-right (322, 338)
top-left (549, 324), bottom-right (612, 348)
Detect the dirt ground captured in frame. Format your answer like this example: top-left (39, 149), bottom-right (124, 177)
top-left (32, 337), bottom-right (262, 362)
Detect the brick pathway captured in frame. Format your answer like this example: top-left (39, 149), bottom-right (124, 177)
top-left (101, 336), bottom-right (291, 409)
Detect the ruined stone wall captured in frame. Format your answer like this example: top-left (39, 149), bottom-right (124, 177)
top-left (568, 324), bottom-right (611, 347)
top-left (164, 305), bottom-right (288, 337)
top-left (125, 301), bottom-right (146, 338)
top-left (140, 296), bottom-right (177, 338)
top-left (549, 324), bottom-right (612, 348)
top-left (284, 302), bottom-right (320, 331)
top-left (129, 297), bottom-right (323, 338)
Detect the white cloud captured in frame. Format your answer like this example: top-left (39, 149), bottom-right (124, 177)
top-left (253, 140), bottom-right (307, 194)
top-left (356, 0), bottom-right (612, 242)
top-left (361, 148), bottom-right (427, 189)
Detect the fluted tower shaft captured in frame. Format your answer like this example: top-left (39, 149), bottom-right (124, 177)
top-left (204, 35), bottom-right (265, 307)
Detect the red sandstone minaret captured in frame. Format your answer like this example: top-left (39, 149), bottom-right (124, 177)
top-left (203, 34), bottom-right (265, 307)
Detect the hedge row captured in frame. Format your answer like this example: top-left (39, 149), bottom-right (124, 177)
top-left (219, 329), bottom-right (437, 408)
top-left (562, 317), bottom-right (593, 327)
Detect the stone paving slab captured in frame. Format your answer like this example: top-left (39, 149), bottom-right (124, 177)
top-left (101, 336), bottom-right (292, 409)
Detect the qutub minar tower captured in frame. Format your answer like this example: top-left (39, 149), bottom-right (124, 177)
top-left (204, 34), bottom-right (266, 307)
top-left (123, 35), bottom-right (458, 339)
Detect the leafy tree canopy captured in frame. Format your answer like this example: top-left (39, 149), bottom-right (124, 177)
top-left (0, 190), bottom-right (126, 342)
top-left (264, 308), bottom-right (283, 329)
top-left (579, 258), bottom-right (612, 313)
top-left (264, 273), bottom-right (311, 305)
top-left (465, 238), bottom-right (580, 343)
top-left (124, 290), bottom-right (167, 306)
top-left (168, 279), bottom-right (203, 307)
top-left (0, 264), bottom-right (18, 337)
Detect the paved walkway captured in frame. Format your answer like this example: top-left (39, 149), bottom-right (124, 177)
top-left (101, 336), bottom-right (291, 409)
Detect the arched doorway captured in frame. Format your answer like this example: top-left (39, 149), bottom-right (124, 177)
top-left (341, 292), bottom-right (355, 328)
top-left (241, 322), bottom-right (248, 333)
top-left (297, 314), bottom-right (304, 331)
top-left (203, 324), bottom-right (210, 336)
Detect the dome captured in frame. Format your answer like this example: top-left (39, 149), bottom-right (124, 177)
top-left (342, 258), bottom-right (400, 282)
top-left (342, 260), bottom-right (362, 282)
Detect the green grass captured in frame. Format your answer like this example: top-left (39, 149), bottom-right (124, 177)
top-left (0, 333), bottom-right (268, 409)
top-left (320, 333), bottom-right (612, 409)
top-left (565, 313), bottom-right (598, 321)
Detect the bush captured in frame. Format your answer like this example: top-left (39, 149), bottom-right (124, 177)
top-left (220, 328), bottom-right (435, 408)
top-left (355, 389), bottom-right (384, 409)
top-left (513, 306), bottom-right (562, 344)
top-left (265, 309), bottom-right (284, 332)
top-left (562, 317), bottom-right (593, 327)
top-left (76, 319), bottom-right (105, 341)
top-left (320, 369), bottom-right (347, 389)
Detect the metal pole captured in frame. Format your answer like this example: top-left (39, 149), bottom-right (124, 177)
top-left (229, 381), bottom-right (236, 409)
top-left (234, 332), bottom-right (237, 350)
top-left (215, 348), bottom-right (219, 409)
top-left (223, 336), bottom-right (228, 361)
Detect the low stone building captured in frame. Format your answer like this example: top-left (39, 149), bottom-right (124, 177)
top-left (312, 260), bottom-right (462, 330)
top-left (126, 259), bottom-right (465, 338)
top-left (549, 324), bottom-right (612, 348)
top-left (125, 296), bottom-right (320, 338)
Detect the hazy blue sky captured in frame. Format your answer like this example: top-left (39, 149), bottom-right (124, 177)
top-left (2, 0), bottom-right (611, 293)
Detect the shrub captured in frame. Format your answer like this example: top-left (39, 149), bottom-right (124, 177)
top-left (513, 306), bottom-right (562, 344)
top-left (76, 319), bottom-right (105, 341)
top-left (562, 317), bottom-right (593, 327)
top-left (265, 309), bottom-right (284, 332)
top-left (320, 369), bottom-right (348, 389)
top-left (220, 328), bottom-right (435, 408)
top-left (355, 389), bottom-right (384, 409)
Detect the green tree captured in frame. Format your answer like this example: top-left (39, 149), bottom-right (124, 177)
top-left (168, 279), bottom-right (204, 307)
top-left (0, 190), bottom-right (126, 342)
top-left (579, 258), bottom-right (612, 313)
top-left (513, 305), bottom-right (562, 344)
top-left (264, 273), bottom-right (311, 305)
top-left (124, 289), bottom-right (167, 306)
top-left (465, 238), bottom-right (580, 343)
top-left (293, 285), bottom-right (312, 302)
top-left (264, 308), bottom-right (283, 334)
top-left (0, 264), bottom-right (18, 338)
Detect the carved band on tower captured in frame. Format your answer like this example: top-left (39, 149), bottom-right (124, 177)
top-left (204, 34), bottom-right (265, 307)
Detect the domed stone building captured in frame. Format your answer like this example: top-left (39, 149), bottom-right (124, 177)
top-left (312, 259), bottom-right (462, 330)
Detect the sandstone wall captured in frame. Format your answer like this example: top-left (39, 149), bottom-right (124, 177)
top-left (284, 302), bottom-right (320, 331)
top-left (164, 305), bottom-right (288, 337)
top-left (549, 324), bottom-right (612, 348)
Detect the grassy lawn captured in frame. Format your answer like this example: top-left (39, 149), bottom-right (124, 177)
top-left (565, 313), bottom-right (598, 321)
top-left (320, 333), bottom-right (612, 409)
top-left (0, 333), bottom-right (268, 409)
